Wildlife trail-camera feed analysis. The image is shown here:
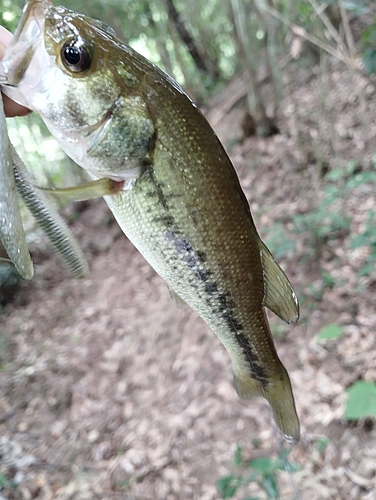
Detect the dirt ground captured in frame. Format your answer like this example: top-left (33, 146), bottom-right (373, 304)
top-left (1, 58), bottom-right (376, 499)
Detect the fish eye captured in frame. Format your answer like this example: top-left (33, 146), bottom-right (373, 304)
top-left (61, 40), bottom-right (92, 73)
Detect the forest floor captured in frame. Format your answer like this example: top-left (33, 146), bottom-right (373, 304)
top-left (1, 57), bottom-right (376, 500)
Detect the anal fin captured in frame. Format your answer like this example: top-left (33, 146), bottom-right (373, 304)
top-left (168, 286), bottom-right (187, 308)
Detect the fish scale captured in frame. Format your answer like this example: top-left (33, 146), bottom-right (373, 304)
top-left (104, 136), bottom-right (298, 441)
top-left (0, 0), bottom-right (300, 442)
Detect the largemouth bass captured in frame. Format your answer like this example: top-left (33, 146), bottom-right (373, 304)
top-left (1, 0), bottom-right (300, 442)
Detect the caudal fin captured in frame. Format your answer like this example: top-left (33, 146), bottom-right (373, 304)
top-left (234, 367), bottom-right (300, 444)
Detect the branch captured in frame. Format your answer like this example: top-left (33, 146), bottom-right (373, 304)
top-left (261, 3), bottom-right (353, 66)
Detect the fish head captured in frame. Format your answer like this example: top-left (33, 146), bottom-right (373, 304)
top-left (0, 0), bottom-right (155, 181)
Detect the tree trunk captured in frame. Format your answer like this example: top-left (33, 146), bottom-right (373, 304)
top-left (254, 0), bottom-right (283, 117)
top-left (231, 0), bottom-right (279, 136)
top-left (164, 0), bottom-right (212, 79)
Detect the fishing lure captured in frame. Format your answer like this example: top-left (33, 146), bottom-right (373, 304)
top-left (0, 93), bottom-right (88, 279)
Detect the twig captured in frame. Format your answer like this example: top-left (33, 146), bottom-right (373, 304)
top-left (337, 0), bottom-right (357, 65)
top-left (261, 3), bottom-right (351, 65)
top-left (337, 0), bottom-right (371, 145)
top-left (307, 0), bottom-right (344, 50)
top-left (102, 493), bottom-right (154, 499)
top-left (0, 404), bottom-right (20, 424)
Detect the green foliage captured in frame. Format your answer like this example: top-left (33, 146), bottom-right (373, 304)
top-left (293, 181), bottom-right (350, 244)
top-left (217, 474), bottom-right (244, 499)
top-left (297, 166), bottom-right (374, 252)
top-left (363, 48), bottom-right (376, 75)
top-left (216, 444), bottom-right (299, 499)
top-left (117, 478), bottom-right (132, 489)
top-left (345, 381), bottom-right (376, 420)
top-left (0, 330), bottom-right (13, 370)
top-left (349, 209), bottom-right (376, 278)
top-left (320, 270), bottom-right (335, 289)
top-left (0, 262), bottom-right (22, 305)
top-left (0, 473), bottom-right (17, 490)
top-left (264, 222), bottom-right (296, 261)
top-left (361, 17), bottom-right (376, 74)
top-left (316, 323), bottom-right (344, 342)
top-left (345, 170), bottom-right (376, 190)
top-left (264, 162), bottom-right (376, 310)
top-left (343, 1), bottom-right (370, 16)
top-left (315, 437), bottom-right (330, 454)
top-left (265, 165), bottom-right (356, 263)
top-left (0, 0), bottom-right (22, 32)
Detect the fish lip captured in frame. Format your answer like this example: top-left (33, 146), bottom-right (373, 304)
top-left (12, 0), bottom-right (50, 42)
top-left (0, 0), bottom-right (51, 87)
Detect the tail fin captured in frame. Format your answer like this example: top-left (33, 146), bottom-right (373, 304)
top-left (234, 367), bottom-right (300, 444)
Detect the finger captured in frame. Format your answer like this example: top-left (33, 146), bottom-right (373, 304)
top-left (0, 27), bottom-right (31, 117)
top-left (0, 26), bottom-right (12, 46)
top-left (2, 94), bottom-right (32, 117)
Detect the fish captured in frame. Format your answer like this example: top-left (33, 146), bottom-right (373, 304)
top-left (0, 0), bottom-right (300, 442)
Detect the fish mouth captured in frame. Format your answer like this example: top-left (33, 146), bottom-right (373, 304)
top-left (0, 0), bottom-right (52, 106)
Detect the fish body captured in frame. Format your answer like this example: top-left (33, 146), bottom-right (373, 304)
top-left (1, 0), bottom-right (300, 441)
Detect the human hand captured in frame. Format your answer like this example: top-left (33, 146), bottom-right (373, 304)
top-left (0, 25), bottom-right (31, 117)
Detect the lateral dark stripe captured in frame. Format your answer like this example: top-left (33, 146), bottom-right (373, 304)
top-left (147, 169), bottom-right (268, 385)
top-left (216, 292), bottom-right (269, 385)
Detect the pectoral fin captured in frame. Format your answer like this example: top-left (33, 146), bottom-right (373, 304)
top-left (259, 240), bottom-right (299, 324)
top-left (38, 178), bottom-right (124, 201)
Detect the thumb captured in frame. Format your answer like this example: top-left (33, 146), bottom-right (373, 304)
top-left (0, 26), bottom-right (31, 117)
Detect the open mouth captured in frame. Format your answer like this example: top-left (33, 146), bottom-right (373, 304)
top-left (0, 0), bottom-right (52, 107)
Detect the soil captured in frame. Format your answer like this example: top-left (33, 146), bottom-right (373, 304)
top-left (1, 58), bottom-right (376, 499)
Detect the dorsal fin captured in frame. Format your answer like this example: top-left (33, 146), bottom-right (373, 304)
top-left (259, 239), bottom-right (299, 324)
